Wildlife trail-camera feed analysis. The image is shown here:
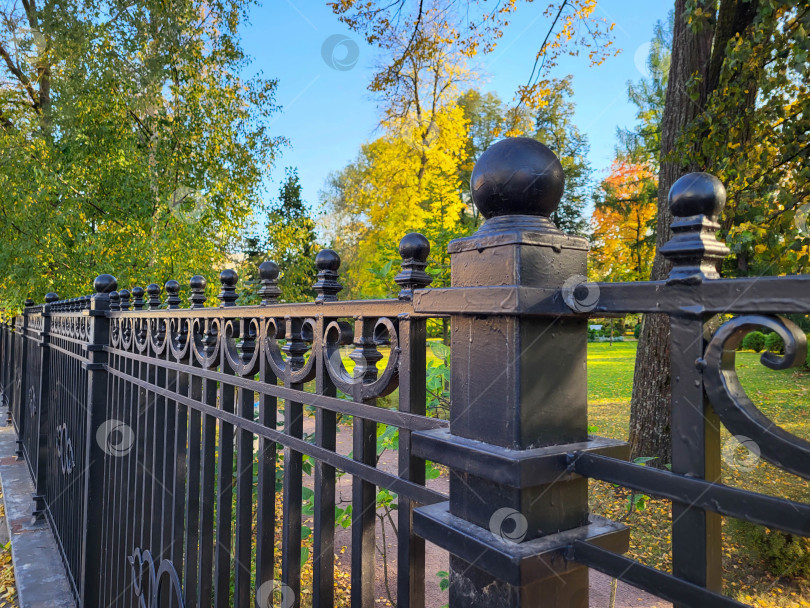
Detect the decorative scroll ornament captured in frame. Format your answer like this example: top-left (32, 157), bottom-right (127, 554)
top-left (264, 317), bottom-right (317, 384)
top-left (27, 385), bottom-right (37, 417)
top-left (324, 317), bottom-right (400, 400)
top-left (223, 317), bottom-right (260, 377)
top-left (703, 314), bottom-right (810, 479)
top-left (55, 423), bottom-right (75, 475)
top-left (129, 548), bottom-right (185, 608)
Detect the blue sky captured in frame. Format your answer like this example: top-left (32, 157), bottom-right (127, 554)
top-left (240, 1), bottom-right (672, 209)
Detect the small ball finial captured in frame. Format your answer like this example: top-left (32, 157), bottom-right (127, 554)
top-left (313, 250), bottom-right (342, 302)
top-left (395, 233), bottom-right (433, 300)
top-left (44, 292), bottom-right (59, 304)
top-left (93, 274), bottom-right (118, 294)
top-left (668, 172), bottom-right (726, 220)
top-left (190, 275), bottom-right (206, 291)
top-left (258, 261), bottom-right (282, 305)
top-left (661, 172), bottom-right (730, 284)
top-left (109, 291), bottom-right (121, 311)
top-left (315, 250), bottom-right (341, 272)
top-left (189, 275), bottom-right (207, 309)
top-left (119, 289), bottom-right (131, 311)
top-left (259, 260), bottom-right (280, 281)
top-left (146, 283), bottom-right (162, 310)
top-left (399, 232), bottom-right (431, 262)
top-left (470, 137), bottom-right (565, 220)
top-left (24, 298), bottom-right (35, 307)
top-left (218, 269), bottom-right (238, 306)
top-left (131, 286), bottom-right (145, 310)
top-left (164, 280), bottom-right (181, 309)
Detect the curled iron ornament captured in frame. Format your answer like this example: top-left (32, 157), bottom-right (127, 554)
top-left (222, 317), bottom-right (261, 377)
top-left (148, 318), bottom-right (168, 355)
top-left (703, 314), bottom-right (810, 479)
top-left (27, 385), bottom-right (36, 417)
top-left (324, 317), bottom-right (400, 400)
top-left (167, 318), bottom-right (192, 360)
top-left (134, 318), bottom-right (150, 353)
top-left (263, 317), bottom-right (317, 384)
top-left (55, 423), bottom-right (75, 475)
top-left (191, 318), bottom-right (221, 368)
top-left (129, 548), bottom-right (185, 608)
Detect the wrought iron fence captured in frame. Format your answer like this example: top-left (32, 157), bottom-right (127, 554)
top-left (0, 136), bottom-right (808, 608)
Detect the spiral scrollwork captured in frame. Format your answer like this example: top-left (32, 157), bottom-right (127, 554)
top-left (27, 385), bottom-right (37, 418)
top-left (223, 317), bottom-right (261, 377)
top-left (129, 548), bottom-right (185, 608)
top-left (192, 318), bottom-right (221, 368)
top-left (264, 317), bottom-right (317, 384)
top-left (168, 318), bottom-right (192, 360)
top-left (55, 423), bottom-right (75, 475)
top-left (703, 314), bottom-right (810, 479)
top-left (324, 317), bottom-right (400, 400)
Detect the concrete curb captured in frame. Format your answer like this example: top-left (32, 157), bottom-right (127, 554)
top-left (0, 413), bottom-right (75, 608)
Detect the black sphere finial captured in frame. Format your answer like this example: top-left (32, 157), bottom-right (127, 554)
top-left (146, 283), bottom-right (162, 310)
top-left (44, 292), bottom-right (59, 304)
top-left (131, 286), bottom-right (145, 310)
top-left (189, 275), bottom-right (207, 309)
top-left (470, 137), bottom-right (565, 220)
top-left (119, 289), bottom-right (131, 311)
top-left (94, 274), bottom-right (118, 294)
top-left (109, 291), bottom-right (121, 311)
top-left (661, 172), bottom-right (730, 284)
top-left (23, 298), bottom-right (35, 307)
top-left (313, 250), bottom-right (343, 302)
top-left (395, 233), bottom-right (433, 300)
top-left (258, 261), bottom-right (282, 305)
top-left (218, 269), bottom-right (238, 307)
top-left (668, 172), bottom-right (726, 220)
top-left (164, 280), bottom-right (181, 309)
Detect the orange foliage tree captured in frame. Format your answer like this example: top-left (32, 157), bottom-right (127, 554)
top-left (590, 160), bottom-right (657, 282)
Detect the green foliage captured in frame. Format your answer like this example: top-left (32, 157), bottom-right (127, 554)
top-left (261, 168), bottom-right (317, 302)
top-left (634, 324), bottom-right (642, 339)
top-left (679, 1), bottom-right (810, 277)
top-left (729, 520), bottom-right (810, 580)
top-left (763, 332), bottom-right (784, 355)
top-left (742, 331), bottom-right (766, 353)
top-left (0, 0), bottom-right (282, 311)
top-left (426, 341), bottom-right (450, 419)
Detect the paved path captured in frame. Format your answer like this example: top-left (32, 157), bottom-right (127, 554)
top-left (0, 413), bottom-right (75, 608)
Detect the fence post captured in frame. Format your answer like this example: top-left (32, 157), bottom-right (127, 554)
top-left (32, 292), bottom-right (59, 520)
top-left (81, 274), bottom-right (116, 607)
top-left (15, 300), bottom-right (34, 459)
top-left (413, 138), bottom-right (627, 606)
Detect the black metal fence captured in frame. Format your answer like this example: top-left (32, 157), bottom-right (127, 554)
top-left (0, 137), bottom-right (808, 608)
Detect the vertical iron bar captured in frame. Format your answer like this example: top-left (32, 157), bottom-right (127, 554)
top-left (255, 319), bottom-right (278, 603)
top-left (214, 324), bottom-right (236, 608)
top-left (313, 315), bottom-right (336, 607)
top-left (670, 314), bottom-right (722, 601)
top-left (397, 316), bottom-right (427, 608)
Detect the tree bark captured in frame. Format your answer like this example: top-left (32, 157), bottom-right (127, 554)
top-left (628, 0), bottom-right (713, 463)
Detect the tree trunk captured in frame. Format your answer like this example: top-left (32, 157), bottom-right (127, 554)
top-left (629, 0), bottom-right (761, 463)
top-left (628, 0), bottom-right (713, 463)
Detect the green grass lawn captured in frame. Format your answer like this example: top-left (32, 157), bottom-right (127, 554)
top-left (586, 341), bottom-right (810, 607)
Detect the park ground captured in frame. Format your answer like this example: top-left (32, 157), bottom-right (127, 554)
top-left (588, 341), bottom-right (810, 608)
